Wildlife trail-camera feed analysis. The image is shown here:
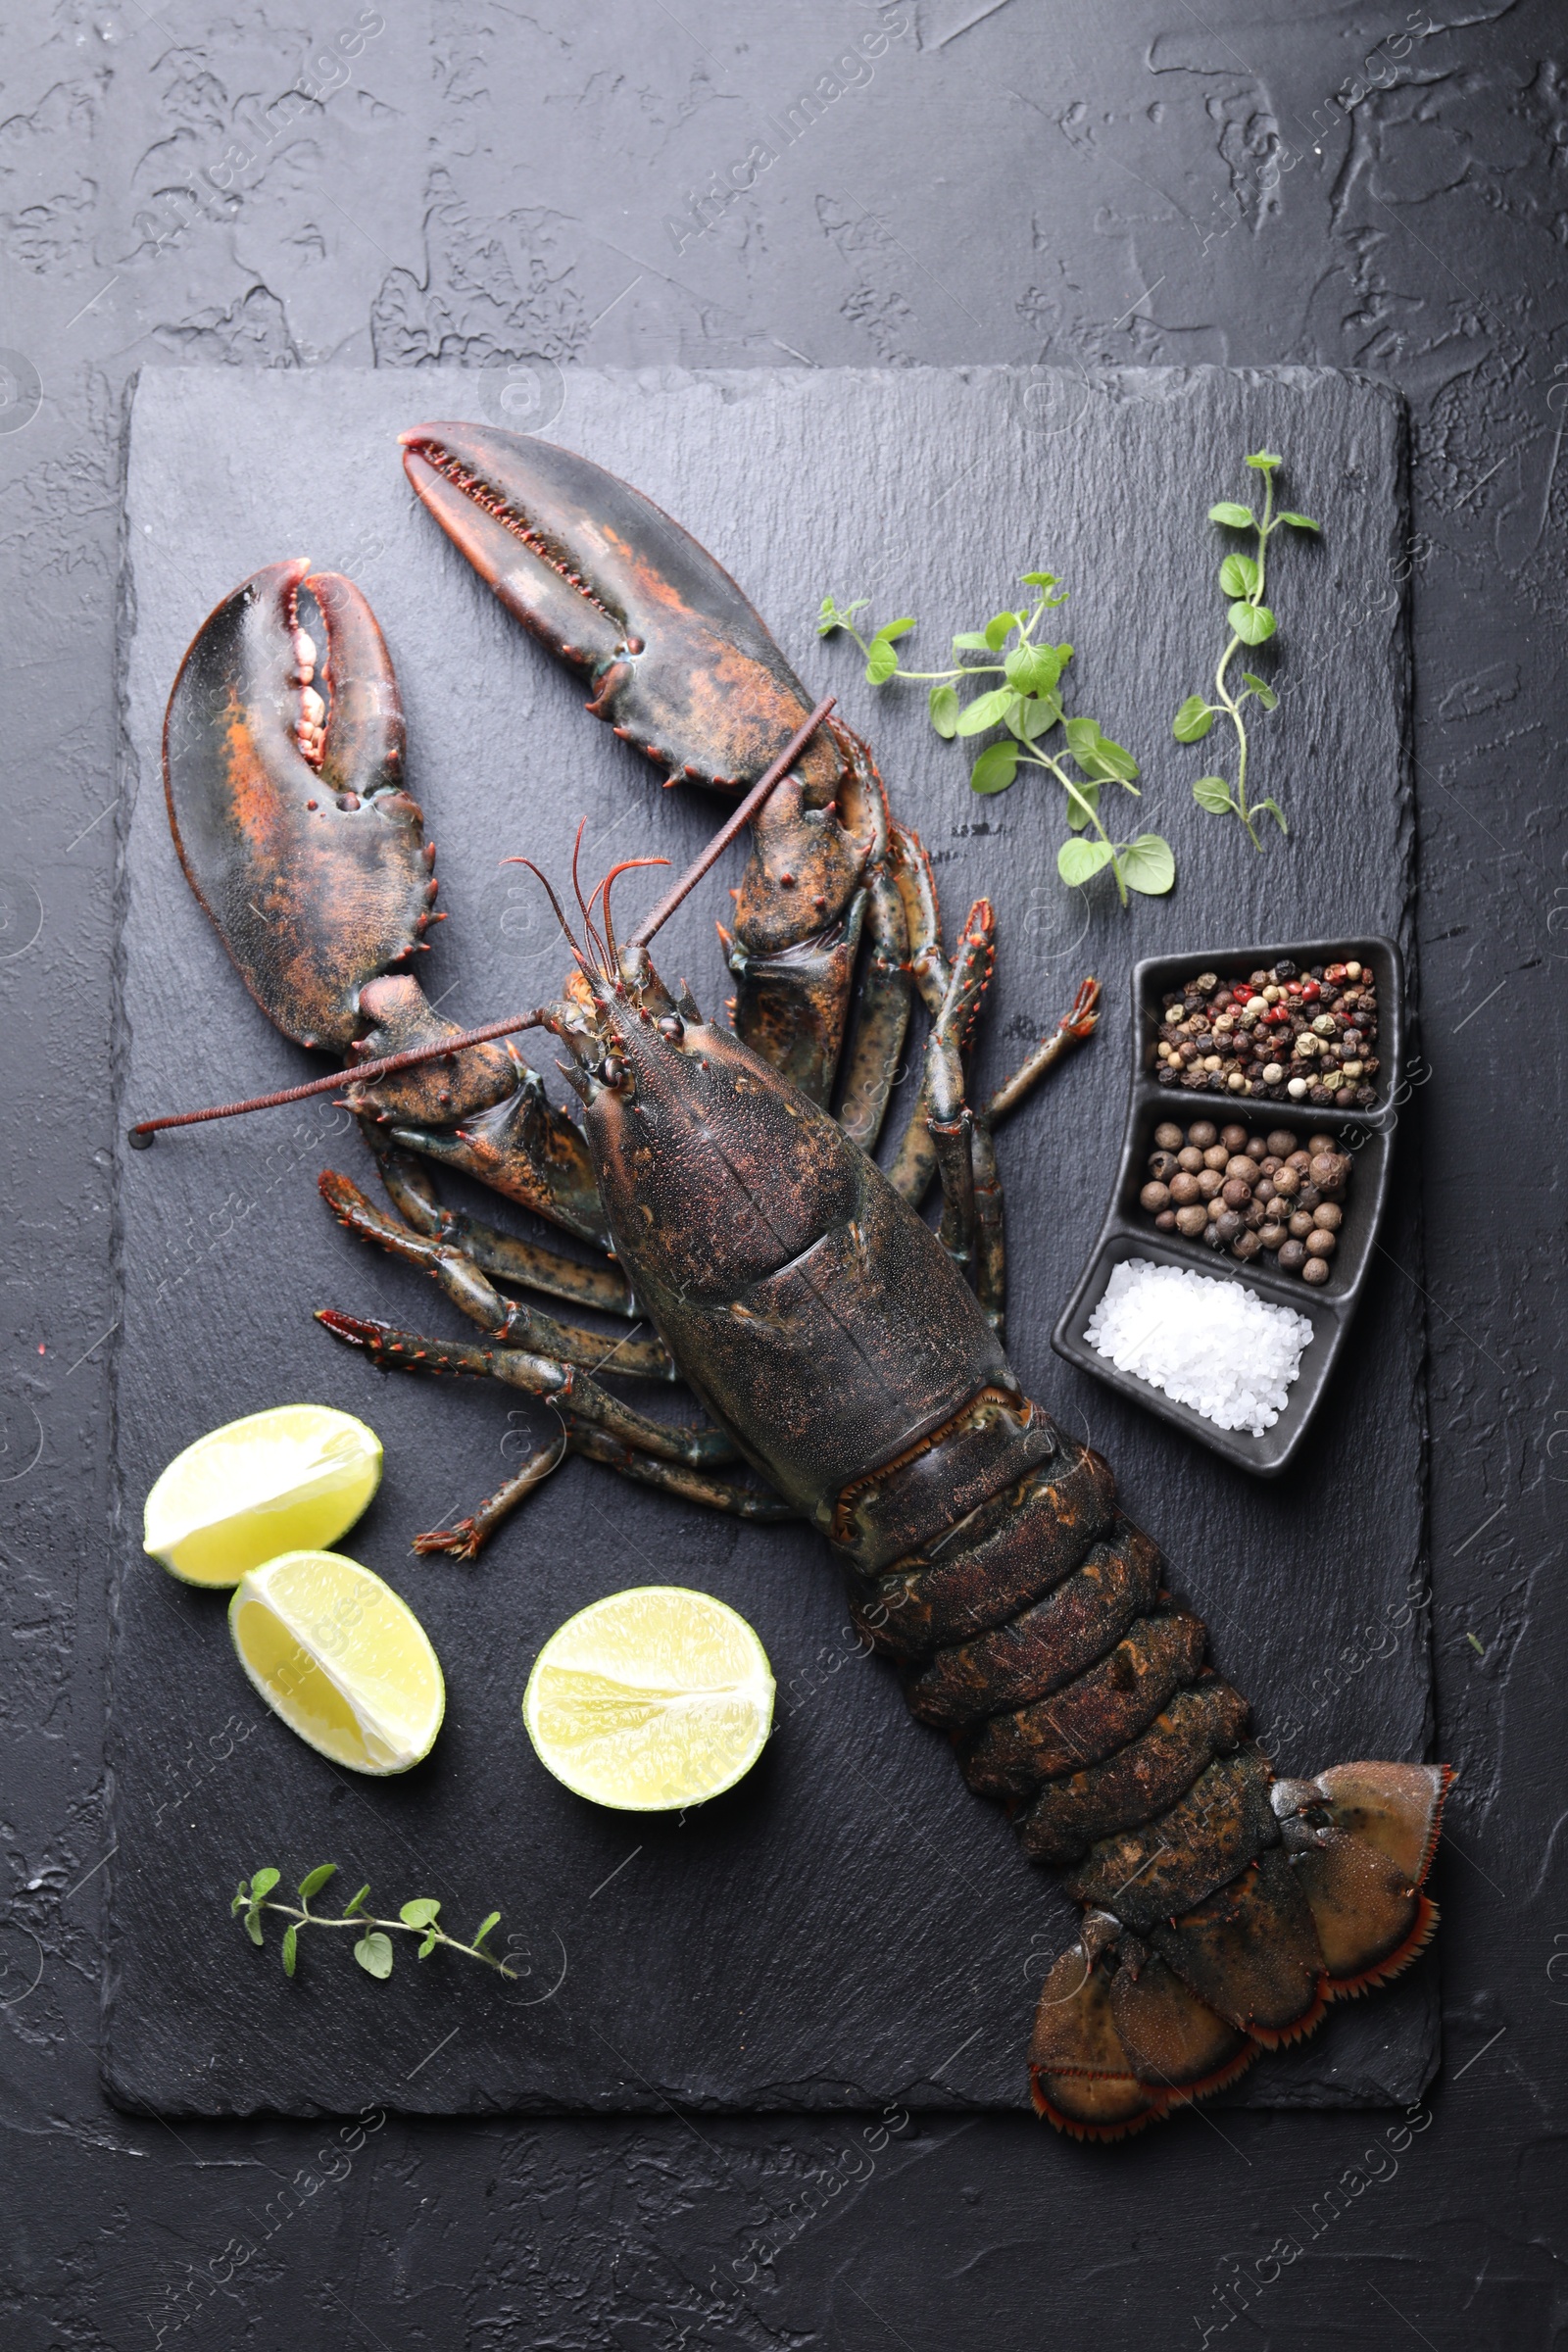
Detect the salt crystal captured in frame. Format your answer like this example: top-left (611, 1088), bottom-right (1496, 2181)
top-left (1084, 1256), bottom-right (1314, 1436)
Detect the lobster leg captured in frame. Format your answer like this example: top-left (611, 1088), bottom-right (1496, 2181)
top-left (416, 1436), bottom-right (568, 1561)
top-left (370, 1146), bottom-right (638, 1319)
top-left (318, 1171), bottom-right (675, 1380)
top-left (317, 1309), bottom-right (791, 1545)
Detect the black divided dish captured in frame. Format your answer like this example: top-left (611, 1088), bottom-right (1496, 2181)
top-left (1052, 937), bottom-right (1405, 1475)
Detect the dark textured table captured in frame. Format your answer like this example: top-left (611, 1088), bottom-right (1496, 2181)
top-left (2, 4), bottom-right (1563, 2344)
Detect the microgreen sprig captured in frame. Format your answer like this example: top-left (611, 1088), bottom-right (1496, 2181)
top-left (817, 575), bottom-right (1174, 905)
top-left (1172, 450), bottom-right (1319, 851)
top-left (232, 1864), bottom-right (516, 1984)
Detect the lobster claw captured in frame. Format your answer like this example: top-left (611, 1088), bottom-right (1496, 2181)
top-left (164, 558), bottom-right (431, 1054)
top-left (400, 421), bottom-right (843, 802)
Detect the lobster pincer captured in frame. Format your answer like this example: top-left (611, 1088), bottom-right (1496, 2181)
top-left (400, 421), bottom-right (903, 1121)
top-left (162, 557), bottom-right (607, 1245)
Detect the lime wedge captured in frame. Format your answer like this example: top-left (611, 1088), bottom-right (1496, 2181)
top-left (228, 1550), bottom-right (444, 1775)
top-left (522, 1586), bottom-right (774, 1811)
top-left (143, 1404), bottom-right (381, 1586)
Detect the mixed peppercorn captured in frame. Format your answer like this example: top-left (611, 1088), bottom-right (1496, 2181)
top-left (1153, 956), bottom-right (1380, 1108)
top-left (1139, 1118), bottom-right (1353, 1286)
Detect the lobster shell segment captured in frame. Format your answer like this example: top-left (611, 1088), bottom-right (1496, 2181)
top-left (399, 421), bottom-right (843, 800)
top-left (163, 560), bottom-right (428, 1054)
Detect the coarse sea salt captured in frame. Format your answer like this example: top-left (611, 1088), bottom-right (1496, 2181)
top-left (1083, 1257), bottom-right (1314, 1436)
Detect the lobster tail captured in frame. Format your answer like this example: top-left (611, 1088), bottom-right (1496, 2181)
top-left (842, 1424), bottom-right (1448, 2139)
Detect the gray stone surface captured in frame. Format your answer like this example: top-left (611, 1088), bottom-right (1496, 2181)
top-left (109, 362), bottom-right (1432, 2117)
top-left (3, 4), bottom-right (1563, 2341)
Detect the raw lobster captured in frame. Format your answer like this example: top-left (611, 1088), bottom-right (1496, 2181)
top-left (154, 423), bottom-right (1447, 2136)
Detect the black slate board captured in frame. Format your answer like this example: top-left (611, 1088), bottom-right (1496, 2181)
top-left (107, 366), bottom-right (1435, 2118)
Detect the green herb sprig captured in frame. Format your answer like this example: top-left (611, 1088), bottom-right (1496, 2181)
top-left (232, 1865), bottom-right (515, 1983)
top-left (1172, 450), bottom-right (1319, 850)
top-left (817, 575), bottom-right (1174, 905)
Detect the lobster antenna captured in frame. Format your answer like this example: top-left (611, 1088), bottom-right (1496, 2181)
top-left (126, 1008), bottom-right (554, 1146)
top-left (569, 818), bottom-right (611, 978)
top-left (504, 854), bottom-right (596, 983)
top-left (628, 697), bottom-right (836, 949)
top-left (593, 857), bottom-right (670, 979)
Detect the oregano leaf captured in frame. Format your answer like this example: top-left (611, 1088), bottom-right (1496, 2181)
top-left (1256, 796), bottom-right (1290, 834)
top-left (1056, 837), bottom-right (1114, 887)
top-left (417, 1931), bottom-right (439, 1960)
top-left (983, 610), bottom-right (1018, 650)
top-left (354, 1931), bottom-right (394, 1980)
top-left (1240, 669), bottom-right (1278, 710)
top-left (298, 1864), bottom-right (337, 1903)
top-left (344, 1884), bottom-right (371, 1917)
top-left (1244, 449), bottom-right (1282, 470)
top-left (1193, 775), bottom-right (1236, 813)
top-left (968, 741), bottom-right (1019, 795)
top-left (871, 616), bottom-right (915, 645)
top-left (954, 686), bottom-right (1017, 737)
top-left (249, 1868), bottom-right (280, 1898)
top-left (864, 640), bottom-right (899, 685)
top-left (1277, 511), bottom-right (1319, 530)
top-left (1207, 501), bottom-right (1253, 528)
top-left (473, 1912), bottom-right (502, 1949)
top-left (1118, 834), bottom-right (1176, 896)
top-left (281, 1923), bottom-right (298, 1978)
top-left (399, 1898), bottom-right (441, 1929)
top-left (1217, 553), bottom-right (1259, 599)
top-left (928, 683), bottom-right (960, 738)
top-left (1170, 690), bottom-right (1210, 742)
top-left (1065, 779), bottom-right (1101, 830)
top-left (1229, 601), bottom-right (1276, 646)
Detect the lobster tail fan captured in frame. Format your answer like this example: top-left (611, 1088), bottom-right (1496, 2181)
top-left (1283, 1762), bottom-right (1451, 2000)
top-left (1028, 1942), bottom-right (1158, 2140)
top-left (1028, 1934), bottom-right (1258, 2140)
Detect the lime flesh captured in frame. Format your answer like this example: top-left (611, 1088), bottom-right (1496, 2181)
top-left (522, 1586), bottom-right (774, 1811)
top-left (143, 1404), bottom-right (382, 1587)
top-left (229, 1549), bottom-right (444, 1775)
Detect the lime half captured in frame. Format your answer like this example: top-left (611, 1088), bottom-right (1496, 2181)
top-left (522, 1586), bottom-right (774, 1811)
top-left (229, 1549), bottom-right (444, 1775)
top-left (143, 1404), bottom-right (381, 1587)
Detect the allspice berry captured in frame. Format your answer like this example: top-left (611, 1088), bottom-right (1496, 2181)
top-left (1140, 1180), bottom-right (1172, 1212)
top-left (1220, 1123), bottom-right (1249, 1152)
top-left (1301, 1256), bottom-right (1330, 1285)
top-left (1305, 1228), bottom-right (1337, 1258)
top-left (1148, 1150), bottom-right (1179, 1181)
top-left (1155, 1209), bottom-right (1178, 1232)
top-left (1177, 1146), bottom-right (1205, 1173)
top-left (1232, 1228), bottom-right (1262, 1259)
top-left (1277, 1238), bottom-right (1308, 1273)
top-left (1288, 1209), bottom-right (1315, 1239)
top-left (1222, 1177), bottom-right (1252, 1209)
top-left (1266, 1129), bottom-right (1296, 1156)
top-left (1313, 1201), bottom-right (1344, 1232)
top-left (1169, 1172), bottom-right (1200, 1205)
top-left (1259, 1221), bottom-right (1289, 1250)
top-left (1175, 1203), bottom-right (1208, 1237)
top-left (1154, 1121), bottom-right (1185, 1151)
top-left (1188, 1121), bottom-right (1218, 1148)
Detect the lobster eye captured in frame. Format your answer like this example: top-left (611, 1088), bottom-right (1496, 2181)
top-left (598, 1054), bottom-right (627, 1089)
top-left (657, 1014), bottom-right (685, 1043)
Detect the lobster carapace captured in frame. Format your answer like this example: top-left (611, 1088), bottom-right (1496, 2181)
top-left (156, 422), bottom-right (1447, 2136)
